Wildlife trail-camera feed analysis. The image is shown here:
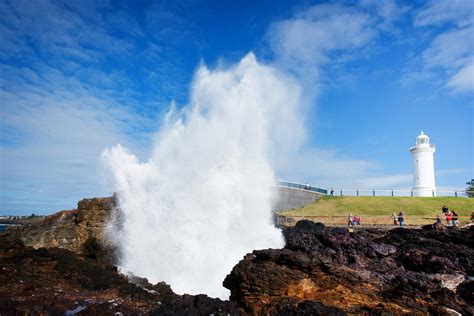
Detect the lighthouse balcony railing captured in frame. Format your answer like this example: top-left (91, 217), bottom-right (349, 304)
top-left (410, 144), bottom-right (435, 150)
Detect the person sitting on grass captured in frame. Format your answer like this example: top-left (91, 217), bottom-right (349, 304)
top-left (445, 211), bottom-right (453, 226)
top-left (353, 215), bottom-right (361, 225)
top-left (398, 210), bottom-right (404, 227)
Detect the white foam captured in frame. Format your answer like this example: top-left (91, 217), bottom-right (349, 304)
top-left (102, 53), bottom-right (303, 299)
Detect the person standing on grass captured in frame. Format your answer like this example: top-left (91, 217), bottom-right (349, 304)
top-left (348, 213), bottom-right (354, 226)
top-left (398, 210), bottom-right (404, 227)
top-left (330, 188), bottom-right (334, 196)
top-left (451, 211), bottom-right (459, 227)
top-left (392, 212), bottom-right (398, 226)
top-left (442, 205), bottom-right (448, 214)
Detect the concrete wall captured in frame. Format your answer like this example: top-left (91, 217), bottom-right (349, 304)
top-left (272, 186), bottom-right (325, 212)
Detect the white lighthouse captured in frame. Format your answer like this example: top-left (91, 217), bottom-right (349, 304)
top-left (410, 131), bottom-right (436, 197)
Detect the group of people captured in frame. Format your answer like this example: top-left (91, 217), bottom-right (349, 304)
top-left (394, 206), bottom-right (464, 227)
top-left (438, 205), bottom-right (460, 227)
top-left (392, 211), bottom-right (404, 226)
top-left (345, 206), bottom-right (470, 228)
top-left (347, 213), bottom-right (361, 226)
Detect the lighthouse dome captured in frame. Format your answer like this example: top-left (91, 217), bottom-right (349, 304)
top-left (416, 131), bottom-right (430, 146)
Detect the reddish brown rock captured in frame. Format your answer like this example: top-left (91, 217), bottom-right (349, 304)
top-left (9, 197), bottom-right (116, 259)
top-left (224, 221), bottom-right (474, 315)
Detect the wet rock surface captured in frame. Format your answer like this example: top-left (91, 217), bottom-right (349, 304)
top-left (0, 234), bottom-right (237, 315)
top-left (224, 221), bottom-right (474, 315)
top-left (0, 233), bottom-right (159, 314)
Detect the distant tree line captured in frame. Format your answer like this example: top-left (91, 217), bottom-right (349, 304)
top-left (466, 179), bottom-right (474, 198)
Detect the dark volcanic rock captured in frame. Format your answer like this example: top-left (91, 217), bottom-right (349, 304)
top-left (224, 220), bottom-right (474, 315)
top-left (150, 294), bottom-right (237, 316)
top-left (1, 195), bottom-right (241, 315)
top-left (4, 199), bottom-right (474, 315)
top-left (0, 234), bottom-right (159, 314)
top-left (0, 234), bottom-right (240, 315)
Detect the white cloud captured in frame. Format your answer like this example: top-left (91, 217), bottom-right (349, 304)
top-left (0, 63), bottom-right (152, 214)
top-left (265, 2), bottom-right (414, 190)
top-left (446, 61), bottom-right (474, 92)
top-left (360, 0), bottom-right (409, 32)
top-left (275, 148), bottom-right (412, 190)
top-left (423, 27), bottom-right (474, 69)
top-left (412, 0), bottom-right (474, 93)
top-left (414, 0), bottom-right (474, 28)
top-left (267, 3), bottom-right (377, 79)
top-left (0, 0), bottom-right (138, 63)
top-left (0, 1), bottom-right (169, 213)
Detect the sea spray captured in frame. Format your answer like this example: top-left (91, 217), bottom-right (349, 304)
top-left (102, 53), bottom-right (304, 299)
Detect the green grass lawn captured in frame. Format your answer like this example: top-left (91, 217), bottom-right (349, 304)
top-left (279, 196), bottom-right (474, 218)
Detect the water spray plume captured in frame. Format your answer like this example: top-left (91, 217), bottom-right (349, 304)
top-left (102, 53), bottom-right (304, 298)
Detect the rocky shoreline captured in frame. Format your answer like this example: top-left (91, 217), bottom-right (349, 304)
top-left (225, 221), bottom-right (473, 315)
top-left (1, 198), bottom-right (473, 315)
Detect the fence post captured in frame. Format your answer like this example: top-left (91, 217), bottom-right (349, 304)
top-left (455, 191), bottom-right (458, 197)
top-left (357, 189), bottom-right (359, 196)
top-left (373, 189), bottom-right (375, 196)
top-left (411, 190), bottom-right (413, 197)
top-left (391, 190), bottom-right (394, 197)
top-left (340, 189), bottom-right (342, 196)
top-left (432, 190), bottom-right (434, 197)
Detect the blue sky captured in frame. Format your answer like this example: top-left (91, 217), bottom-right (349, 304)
top-left (0, 0), bottom-right (473, 214)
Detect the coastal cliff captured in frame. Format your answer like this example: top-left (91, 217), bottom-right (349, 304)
top-left (1, 199), bottom-right (473, 314)
top-left (9, 197), bottom-right (116, 258)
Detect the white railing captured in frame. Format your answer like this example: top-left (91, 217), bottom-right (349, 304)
top-left (276, 180), bottom-right (327, 194)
